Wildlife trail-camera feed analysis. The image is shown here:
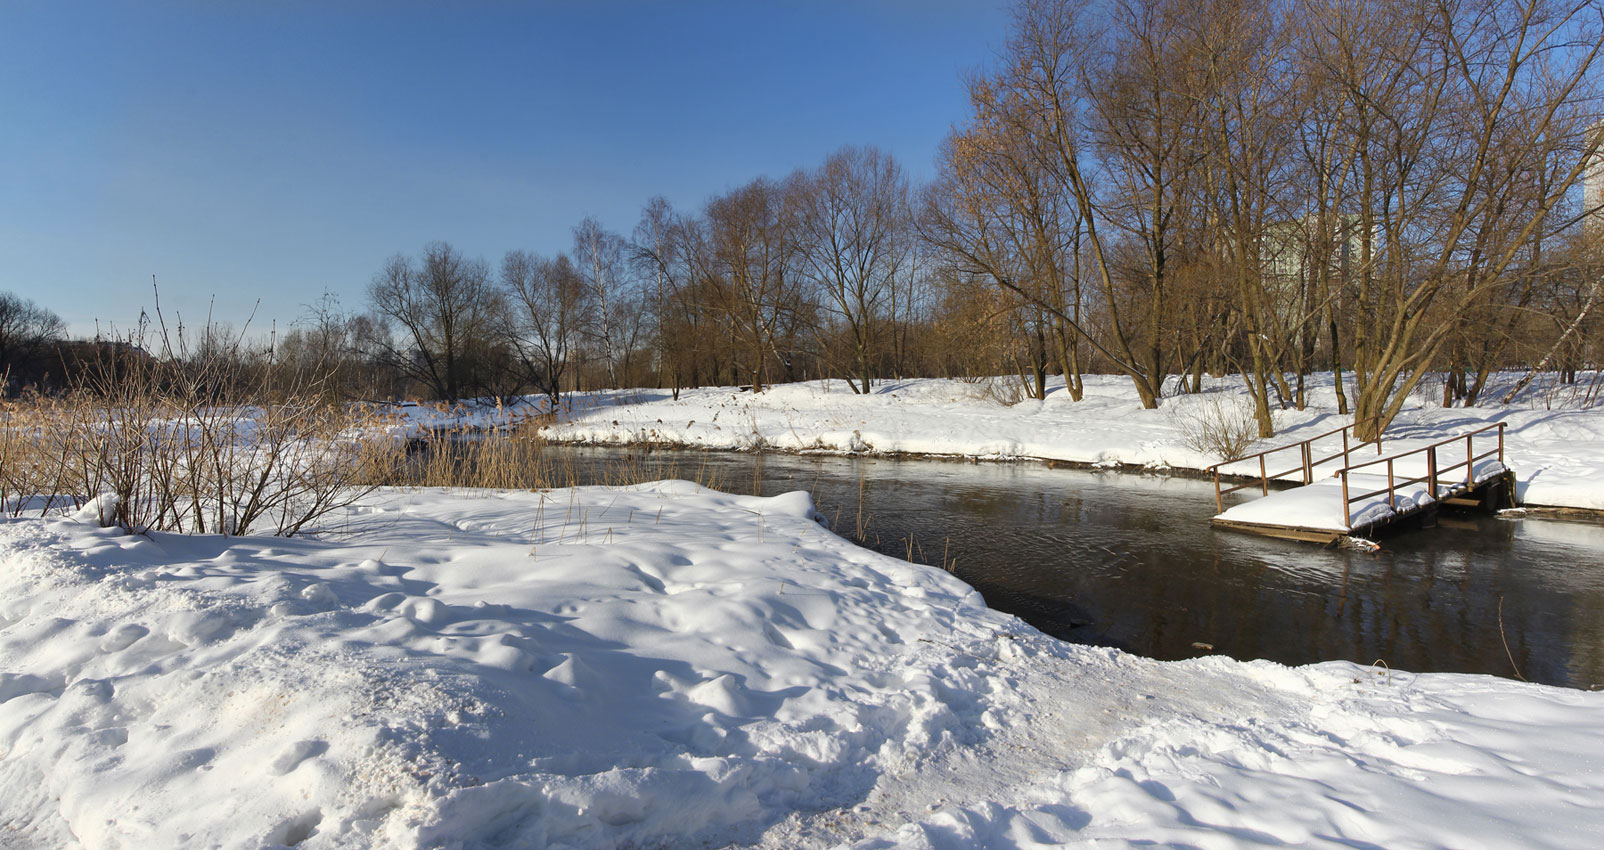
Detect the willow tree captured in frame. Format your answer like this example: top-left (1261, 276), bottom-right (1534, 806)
top-left (1297, 0), bottom-right (1603, 439)
top-left (703, 177), bottom-right (806, 393)
top-left (922, 83), bottom-right (1094, 401)
top-left (927, 0), bottom-right (1184, 407)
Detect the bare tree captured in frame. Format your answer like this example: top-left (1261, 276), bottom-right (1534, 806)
top-left (275, 291), bottom-right (396, 401)
top-left (922, 106), bottom-right (1096, 400)
top-left (0, 292), bottom-right (66, 393)
top-left (632, 197), bottom-right (699, 398)
top-left (571, 217), bottom-right (645, 389)
top-left (1187, 0), bottom-right (1308, 434)
top-left (794, 145), bottom-right (913, 394)
top-left (704, 176), bottom-right (807, 392)
top-left (928, 0), bottom-right (1601, 431)
top-left (928, 0), bottom-right (1214, 409)
top-left (1296, 0), bottom-right (1603, 438)
top-left (500, 250), bottom-right (586, 408)
top-left (367, 241), bottom-right (500, 402)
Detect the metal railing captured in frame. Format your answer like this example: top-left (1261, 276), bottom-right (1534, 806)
top-left (1206, 422), bottom-right (1382, 514)
top-left (1337, 422), bottom-right (1505, 528)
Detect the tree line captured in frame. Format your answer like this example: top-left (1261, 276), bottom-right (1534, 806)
top-left (326, 144), bottom-right (924, 408)
top-left (925, 0), bottom-right (1604, 439)
top-left (7, 0), bottom-right (1602, 442)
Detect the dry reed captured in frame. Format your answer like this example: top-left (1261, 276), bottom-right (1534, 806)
top-left (371, 421), bottom-right (727, 494)
top-left (2, 301), bottom-right (724, 537)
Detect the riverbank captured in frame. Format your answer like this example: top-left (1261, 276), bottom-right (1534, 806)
top-left (3, 483), bottom-right (1601, 849)
top-left (503, 373), bottom-right (1604, 513)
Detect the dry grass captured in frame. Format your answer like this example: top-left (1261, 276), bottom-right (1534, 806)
top-left (377, 423), bottom-right (727, 493)
top-left (2, 393), bottom-right (728, 536)
top-left (1, 309), bottom-right (725, 536)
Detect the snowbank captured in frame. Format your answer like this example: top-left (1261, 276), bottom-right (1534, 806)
top-left (532, 373), bottom-right (1604, 511)
top-left (3, 484), bottom-right (1601, 848)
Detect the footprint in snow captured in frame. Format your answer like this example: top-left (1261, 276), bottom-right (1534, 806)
top-left (99, 623), bottom-right (149, 652)
top-left (270, 740), bottom-right (329, 776)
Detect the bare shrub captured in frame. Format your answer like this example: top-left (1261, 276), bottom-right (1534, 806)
top-left (962, 376), bottom-right (1026, 407)
top-left (3, 299), bottom-right (738, 536)
top-left (1, 309), bottom-right (407, 537)
top-left (1166, 393), bottom-right (1260, 462)
top-left (0, 391), bottom-right (74, 516)
top-left (984, 376), bottom-right (1026, 407)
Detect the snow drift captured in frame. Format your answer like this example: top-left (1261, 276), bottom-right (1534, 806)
top-left (2, 483), bottom-right (1601, 849)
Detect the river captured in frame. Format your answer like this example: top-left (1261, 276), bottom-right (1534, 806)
top-left (520, 445), bottom-right (1604, 690)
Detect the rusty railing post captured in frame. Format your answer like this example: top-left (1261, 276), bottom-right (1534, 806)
top-left (1260, 455), bottom-right (1268, 496)
top-left (1428, 445), bottom-right (1438, 498)
top-left (1341, 469), bottom-right (1351, 528)
top-left (1466, 435), bottom-right (1474, 487)
top-left (1213, 468), bottom-right (1222, 514)
top-left (1387, 458), bottom-right (1396, 509)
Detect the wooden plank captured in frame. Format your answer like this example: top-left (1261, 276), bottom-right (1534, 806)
top-left (1211, 518), bottom-right (1344, 545)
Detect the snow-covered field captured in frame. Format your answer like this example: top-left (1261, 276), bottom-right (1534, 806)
top-left (495, 373), bottom-right (1604, 512)
top-left (4, 483), bottom-right (1602, 849)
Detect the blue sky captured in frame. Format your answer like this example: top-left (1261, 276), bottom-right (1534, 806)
top-left (0, 1), bottom-right (1012, 338)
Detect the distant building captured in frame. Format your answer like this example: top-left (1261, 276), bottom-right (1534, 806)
top-left (1261, 213), bottom-right (1368, 334)
top-left (1263, 214), bottom-right (1364, 283)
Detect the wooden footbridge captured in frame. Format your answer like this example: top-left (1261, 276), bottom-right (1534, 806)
top-left (1208, 422), bottom-right (1512, 544)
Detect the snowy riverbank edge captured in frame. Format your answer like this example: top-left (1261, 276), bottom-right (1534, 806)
top-left (504, 373), bottom-right (1604, 513)
top-left (3, 483), bottom-right (1601, 849)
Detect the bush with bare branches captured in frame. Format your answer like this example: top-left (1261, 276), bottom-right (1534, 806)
top-left (1165, 393), bottom-right (1260, 462)
top-left (0, 311), bottom-right (406, 536)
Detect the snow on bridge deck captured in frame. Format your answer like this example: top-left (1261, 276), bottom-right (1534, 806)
top-left (1209, 423), bottom-right (1510, 544)
top-left (1215, 458), bottom-right (1509, 538)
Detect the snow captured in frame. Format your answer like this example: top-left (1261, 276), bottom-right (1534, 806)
top-left (515, 373), bottom-right (1604, 511)
top-left (4, 483), bottom-right (1603, 849)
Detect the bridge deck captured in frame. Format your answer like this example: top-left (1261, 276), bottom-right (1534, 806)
top-left (1214, 458), bottom-right (1509, 541)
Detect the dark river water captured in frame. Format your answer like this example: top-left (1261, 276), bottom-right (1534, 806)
top-left (545, 447), bottom-right (1604, 690)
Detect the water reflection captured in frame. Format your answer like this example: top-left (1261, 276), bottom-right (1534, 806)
top-left (555, 447), bottom-right (1604, 690)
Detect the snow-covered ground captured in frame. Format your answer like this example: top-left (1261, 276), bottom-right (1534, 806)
top-left (4, 484), bottom-right (1602, 849)
top-left (497, 373), bottom-right (1604, 512)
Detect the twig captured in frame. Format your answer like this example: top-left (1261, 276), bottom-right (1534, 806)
top-left (1498, 595), bottom-right (1528, 682)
